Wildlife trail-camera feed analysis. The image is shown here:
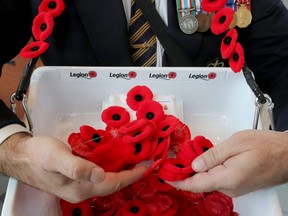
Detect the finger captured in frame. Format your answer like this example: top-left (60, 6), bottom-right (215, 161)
top-left (52, 149), bottom-right (105, 183)
top-left (168, 165), bottom-right (228, 193)
top-left (90, 165), bottom-right (147, 196)
top-left (192, 139), bottom-right (238, 172)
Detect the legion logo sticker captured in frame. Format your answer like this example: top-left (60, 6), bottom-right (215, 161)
top-left (69, 70), bottom-right (97, 79)
top-left (189, 72), bottom-right (217, 81)
top-left (109, 71), bottom-right (137, 80)
top-left (149, 71), bottom-right (177, 80)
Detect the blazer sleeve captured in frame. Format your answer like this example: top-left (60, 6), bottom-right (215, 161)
top-left (239, 0), bottom-right (288, 131)
top-left (0, 100), bottom-right (26, 128)
top-left (0, 0), bottom-right (33, 75)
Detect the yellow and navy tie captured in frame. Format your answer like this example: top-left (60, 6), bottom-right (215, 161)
top-left (129, 0), bottom-right (157, 66)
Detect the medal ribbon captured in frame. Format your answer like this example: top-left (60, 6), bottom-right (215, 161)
top-left (236, 0), bottom-right (251, 10)
top-left (176, 0), bottom-right (196, 22)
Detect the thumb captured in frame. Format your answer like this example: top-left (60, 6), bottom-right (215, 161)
top-left (192, 141), bottom-right (234, 172)
top-left (54, 148), bottom-right (105, 183)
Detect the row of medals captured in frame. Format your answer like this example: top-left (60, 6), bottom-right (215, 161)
top-left (179, 3), bottom-right (252, 34)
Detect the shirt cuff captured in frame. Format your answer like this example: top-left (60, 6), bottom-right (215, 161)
top-left (0, 124), bottom-right (31, 145)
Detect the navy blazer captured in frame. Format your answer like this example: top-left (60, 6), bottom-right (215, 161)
top-left (1, 0), bottom-right (288, 131)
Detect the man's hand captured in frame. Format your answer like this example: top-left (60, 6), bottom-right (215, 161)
top-left (168, 130), bottom-right (288, 197)
top-left (0, 133), bottom-right (147, 203)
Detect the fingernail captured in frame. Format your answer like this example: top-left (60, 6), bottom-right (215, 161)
top-left (90, 168), bottom-right (105, 183)
top-left (192, 157), bottom-right (205, 171)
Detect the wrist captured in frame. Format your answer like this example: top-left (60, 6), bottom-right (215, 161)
top-left (0, 132), bottom-right (32, 177)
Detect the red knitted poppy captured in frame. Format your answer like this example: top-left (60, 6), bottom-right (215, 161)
top-left (32, 12), bottom-right (54, 41)
top-left (211, 7), bottom-right (234, 35)
top-left (202, 0), bottom-right (227, 12)
top-left (20, 41), bottom-right (49, 58)
top-left (229, 42), bottom-right (245, 72)
top-left (38, 0), bottom-right (66, 17)
top-left (158, 158), bottom-right (194, 181)
top-left (221, 28), bottom-right (238, 59)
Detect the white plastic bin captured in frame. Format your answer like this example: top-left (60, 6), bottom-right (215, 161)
top-left (2, 66), bottom-right (282, 216)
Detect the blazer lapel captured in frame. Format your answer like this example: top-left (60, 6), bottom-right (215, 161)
top-left (73, 0), bottom-right (133, 66)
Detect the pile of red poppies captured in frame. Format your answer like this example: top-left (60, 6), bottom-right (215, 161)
top-left (61, 85), bottom-right (238, 216)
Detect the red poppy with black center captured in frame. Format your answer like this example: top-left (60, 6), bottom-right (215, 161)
top-left (193, 135), bottom-right (213, 155)
top-left (176, 140), bottom-right (198, 166)
top-left (101, 106), bottom-right (130, 128)
top-left (169, 120), bottom-right (191, 153)
top-left (79, 125), bottom-right (110, 148)
top-left (87, 140), bottom-right (128, 171)
top-left (156, 115), bottom-right (180, 137)
top-left (229, 42), bottom-right (245, 72)
top-left (88, 70), bottom-right (97, 78)
top-left (32, 12), bottom-right (54, 41)
top-left (146, 192), bottom-right (176, 215)
top-left (38, 0), bottom-right (66, 17)
top-left (136, 100), bottom-right (165, 124)
top-left (20, 41), bottom-right (49, 58)
top-left (118, 119), bottom-right (149, 133)
top-left (130, 177), bottom-right (158, 200)
top-left (126, 85), bottom-right (154, 111)
top-left (221, 28), bottom-right (238, 59)
top-left (60, 199), bottom-right (92, 216)
top-left (201, 0), bottom-right (227, 12)
top-left (128, 71), bottom-right (137, 78)
top-left (179, 190), bottom-right (204, 202)
top-left (120, 120), bottom-right (156, 143)
top-left (119, 199), bottom-right (148, 216)
top-left (168, 71), bottom-right (177, 79)
top-left (211, 7), bottom-right (234, 35)
top-left (147, 135), bottom-right (170, 161)
top-left (204, 192), bottom-right (233, 216)
top-left (144, 158), bottom-right (165, 177)
top-left (208, 72), bottom-right (217, 79)
top-left (147, 172), bottom-right (175, 192)
top-left (67, 132), bottom-right (93, 158)
top-left (158, 158), bottom-right (194, 181)
top-left (90, 195), bottom-right (117, 216)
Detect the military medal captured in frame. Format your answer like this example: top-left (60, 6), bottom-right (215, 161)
top-left (176, 0), bottom-right (198, 34)
top-left (179, 13), bottom-right (198, 34)
top-left (196, 12), bottom-right (211, 32)
top-left (235, 0), bottom-right (252, 28)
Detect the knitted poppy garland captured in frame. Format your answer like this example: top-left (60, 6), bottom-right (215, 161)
top-left (20, 0), bottom-right (249, 72)
top-left (62, 85), bottom-right (239, 216)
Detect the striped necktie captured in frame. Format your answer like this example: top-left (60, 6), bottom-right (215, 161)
top-left (129, 0), bottom-right (157, 66)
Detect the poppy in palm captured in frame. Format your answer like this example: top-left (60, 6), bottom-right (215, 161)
top-left (79, 125), bottom-right (111, 148)
top-left (193, 135), bottom-right (214, 155)
top-left (176, 140), bottom-right (198, 166)
top-left (158, 158), bottom-right (194, 181)
top-left (67, 132), bottom-right (93, 158)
